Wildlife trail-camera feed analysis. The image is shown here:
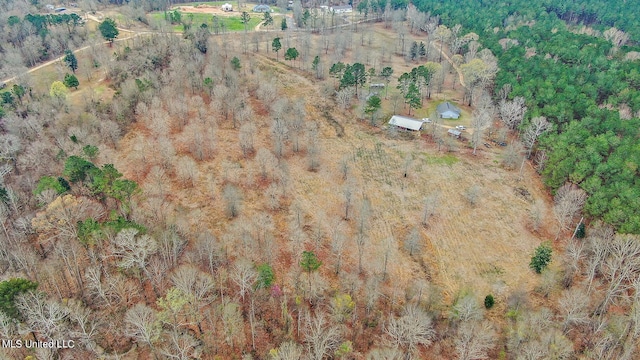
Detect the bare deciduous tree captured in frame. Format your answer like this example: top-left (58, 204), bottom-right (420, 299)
top-left (558, 288), bottom-right (590, 332)
top-left (421, 192), bottom-right (440, 227)
top-left (272, 341), bottom-right (304, 360)
top-left (404, 227), bottom-right (423, 257)
top-left (501, 142), bottom-right (523, 170)
top-left (223, 184), bottom-right (242, 218)
top-left (464, 185), bottom-right (481, 207)
top-left (125, 303), bottom-right (161, 351)
top-left (231, 258), bottom-right (257, 302)
top-left (219, 300), bottom-right (245, 349)
top-left (16, 291), bottom-right (69, 339)
top-left (271, 118), bottom-right (289, 158)
top-left (452, 294), bottom-right (484, 323)
top-left (336, 87), bottom-right (355, 110)
top-left (239, 122), bottom-right (257, 157)
top-left (304, 313), bottom-right (342, 360)
top-left (598, 234), bottom-right (640, 315)
top-left (306, 121), bottom-right (321, 171)
top-left (111, 228), bottom-right (158, 280)
top-left (522, 116), bottom-right (550, 158)
top-left (455, 321), bottom-right (496, 360)
top-left (499, 96), bottom-right (527, 130)
top-left (529, 199), bottom-right (545, 232)
top-left (355, 197), bottom-right (371, 274)
top-left (256, 148), bottom-right (278, 181)
top-left (385, 304), bottom-right (435, 355)
top-left (471, 92), bottom-right (494, 155)
top-left (175, 155), bottom-right (199, 187)
top-left (553, 183), bottom-right (587, 239)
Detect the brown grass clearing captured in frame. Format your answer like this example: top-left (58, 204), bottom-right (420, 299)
top-left (39, 20), bottom-right (556, 319)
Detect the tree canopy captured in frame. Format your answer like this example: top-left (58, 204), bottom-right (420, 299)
top-left (0, 278), bottom-right (38, 319)
top-left (99, 18), bottom-right (119, 43)
top-left (414, 0), bottom-right (640, 233)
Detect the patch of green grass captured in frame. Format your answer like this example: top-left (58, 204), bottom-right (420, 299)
top-left (422, 153), bottom-right (459, 166)
top-left (173, 1), bottom-right (228, 6)
top-left (149, 11), bottom-right (261, 32)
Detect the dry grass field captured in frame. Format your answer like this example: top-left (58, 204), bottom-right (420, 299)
top-left (107, 27), bottom-right (554, 309)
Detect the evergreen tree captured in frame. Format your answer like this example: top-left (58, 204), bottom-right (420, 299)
top-left (98, 18), bottom-right (119, 45)
top-left (300, 251), bottom-right (321, 295)
top-left (284, 47), bottom-right (299, 67)
top-left (418, 41), bottom-right (427, 59)
top-left (272, 37), bottom-right (282, 60)
top-left (364, 95), bottom-right (382, 124)
top-left (0, 278), bottom-right (38, 319)
top-left (63, 49), bottom-right (78, 73)
top-left (64, 73), bottom-right (79, 89)
top-left (231, 56), bottom-right (241, 70)
top-left (262, 11), bottom-right (273, 27)
top-left (405, 82), bottom-right (421, 115)
top-left (530, 242), bottom-right (552, 274)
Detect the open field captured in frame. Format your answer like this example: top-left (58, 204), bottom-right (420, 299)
top-left (106, 24), bottom-right (552, 302)
top-left (148, 11), bottom-right (263, 31)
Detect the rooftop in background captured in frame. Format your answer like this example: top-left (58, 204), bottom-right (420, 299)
top-left (252, 4), bottom-right (271, 12)
top-left (330, 5), bottom-right (353, 12)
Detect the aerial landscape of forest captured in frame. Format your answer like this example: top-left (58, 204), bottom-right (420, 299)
top-left (0, 0), bottom-right (639, 358)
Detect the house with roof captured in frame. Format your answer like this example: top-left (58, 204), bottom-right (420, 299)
top-left (437, 102), bottom-right (462, 119)
top-left (388, 115), bottom-right (425, 131)
top-left (252, 4), bottom-right (271, 12)
top-left (330, 5), bottom-right (353, 13)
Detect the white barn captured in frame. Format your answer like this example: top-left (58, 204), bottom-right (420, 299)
top-left (330, 5), bottom-right (353, 13)
top-left (388, 115), bottom-right (425, 131)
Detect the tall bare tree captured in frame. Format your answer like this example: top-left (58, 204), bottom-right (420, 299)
top-left (231, 258), bottom-right (257, 302)
top-left (553, 183), bottom-right (587, 239)
top-left (125, 303), bottom-right (161, 352)
top-left (598, 234), bottom-right (640, 315)
top-left (522, 116), bottom-right (550, 158)
top-left (455, 321), bottom-right (496, 360)
top-left (304, 312), bottom-right (342, 360)
top-left (385, 304), bottom-right (435, 356)
top-left (499, 96), bottom-right (527, 130)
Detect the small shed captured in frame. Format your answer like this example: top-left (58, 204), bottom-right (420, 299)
top-left (388, 115), bottom-right (424, 131)
top-left (448, 129), bottom-right (462, 138)
top-left (221, 3), bottom-right (233, 11)
top-left (252, 4), bottom-right (271, 12)
top-left (437, 102), bottom-right (462, 119)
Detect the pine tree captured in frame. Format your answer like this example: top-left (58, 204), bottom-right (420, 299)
top-left (64, 73), bottom-right (79, 89)
top-left (64, 50), bottom-right (78, 73)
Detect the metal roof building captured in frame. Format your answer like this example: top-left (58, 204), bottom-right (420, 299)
top-left (388, 115), bottom-right (424, 131)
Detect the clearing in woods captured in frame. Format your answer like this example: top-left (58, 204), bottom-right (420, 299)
top-left (111, 30), bottom-right (552, 302)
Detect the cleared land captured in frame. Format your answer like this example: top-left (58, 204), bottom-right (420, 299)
top-left (107, 26), bottom-right (552, 301)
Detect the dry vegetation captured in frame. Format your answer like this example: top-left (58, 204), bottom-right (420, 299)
top-left (1, 3), bottom-right (638, 359)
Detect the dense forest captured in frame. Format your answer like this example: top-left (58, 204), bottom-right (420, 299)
top-left (411, 0), bottom-right (640, 233)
